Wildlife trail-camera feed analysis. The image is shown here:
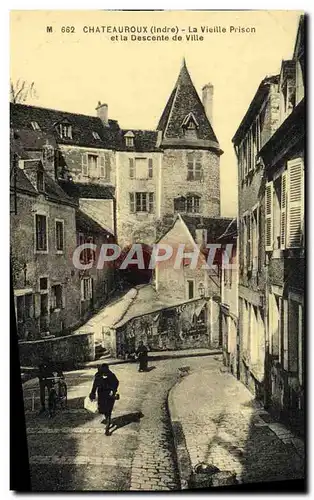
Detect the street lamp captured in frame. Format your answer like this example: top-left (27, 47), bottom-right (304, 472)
top-left (198, 282), bottom-right (205, 298)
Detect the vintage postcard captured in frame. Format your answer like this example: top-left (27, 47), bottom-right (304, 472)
top-left (10, 10), bottom-right (305, 492)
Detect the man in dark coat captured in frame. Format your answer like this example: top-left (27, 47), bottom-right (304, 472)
top-left (89, 363), bottom-right (119, 435)
top-left (136, 341), bottom-right (148, 372)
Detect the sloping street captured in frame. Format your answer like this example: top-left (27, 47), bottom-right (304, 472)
top-left (22, 354), bottom-right (304, 491)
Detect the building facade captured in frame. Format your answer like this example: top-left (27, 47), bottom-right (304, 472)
top-left (232, 15), bottom-right (305, 432)
top-left (10, 129), bottom-right (115, 341)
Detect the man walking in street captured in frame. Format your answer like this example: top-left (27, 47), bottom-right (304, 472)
top-left (136, 341), bottom-right (149, 372)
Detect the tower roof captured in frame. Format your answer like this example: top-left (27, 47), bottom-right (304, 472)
top-left (157, 59), bottom-right (221, 152)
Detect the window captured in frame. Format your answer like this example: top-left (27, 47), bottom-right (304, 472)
top-left (55, 220), bottom-right (64, 252)
top-left (187, 280), bottom-right (195, 300)
top-left (126, 136), bottom-right (134, 147)
top-left (286, 159), bottom-right (304, 248)
top-left (92, 131), bottom-right (101, 140)
top-left (173, 195), bottom-right (200, 214)
top-left (88, 154), bottom-right (98, 175)
top-left (100, 153), bottom-right (110, 179)
top-left (59, 123), bottom-right (72, 139)
top-left (35, 214), bottom-right (47, 251)
top-left (252, 206), bottom-right (259, 271)
top-left (51, 285), bottom-right (63, 311)
top-left (265, 182), bottom-right (273, 251)
top-left (269, 294), bottom-right (280, 358)
top-left (273, 178), bottom-right (281, 251)
top-left (130, 192), bottom-right (154, 213)
top-left (81, 277), bottom-right (93, 301)
top-left (265, 159), bottom-right (304, 252)
top-left (187, 195), bottom-right (200, 213)
top-left (40, 277), bottom-right (48, 290)
top-left (129, 158), bottom-right (153, 179)
top-left (148, 158), bottom-right (153, 178)
top-left (37, 171), bottom-right (44, 191)
top-left (187, 152), bottom-right (202, 181)
top-left (31, 121), bottom-right (40, 131)
top-left (135, 158), bottom-right (149, 179)
top-left (129, 158), bottom-right (135, 178)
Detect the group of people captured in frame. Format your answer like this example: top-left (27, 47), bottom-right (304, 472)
top-left (37, 341), bottom-right (149, 435)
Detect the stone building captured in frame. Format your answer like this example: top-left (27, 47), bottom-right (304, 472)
top-left (259, 15), bottom-right (305, 432)
top-left (232, 74), bottom-right (280, 400)
top-left (10, 128), bottom-right (115, 341)
top-left (232, 15), bottom-right (305, 432)
top-left (10, 58), bottom-right (235, 354)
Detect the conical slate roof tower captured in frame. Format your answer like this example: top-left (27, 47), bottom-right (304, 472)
top-left (157, 59), bottom-right (221, 152)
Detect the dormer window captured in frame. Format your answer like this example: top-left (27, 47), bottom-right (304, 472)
top-left (124, 131), bottom-right (135, 148)
top-left (58, 122), bottom-right (72, 139)
top-left (31, 121), bottom-right (40, 131)
top-left (92, 131), bottom-right (101, 140)
top-left (182, 113), bottom-right (199, 138)
top-left (37, 171), bottom-right (44, 191)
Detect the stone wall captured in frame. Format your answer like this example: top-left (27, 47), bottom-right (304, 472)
top-left (18, 331), bottom-right (95, 368)
top-left (59, 145), bottom-right (116, 187)
top-left (160, 149), bottom-right (220, 218)
top-left (115, 298), bottom-right (217, 357)
top-left (116, 151), bottom-right (162, 247)
top-left (11, 192), bottom-right (81, 337)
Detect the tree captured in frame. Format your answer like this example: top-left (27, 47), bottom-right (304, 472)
top-left (10, 79), bottom-right (38, 103)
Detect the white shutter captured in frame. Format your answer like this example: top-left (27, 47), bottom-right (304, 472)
top-left (105, 153), bottom-right (111, 180)
top-left (265, 181), bottom-right (273, 251)
top-left (80, 279), bottom-right (84, 301)
top-left (129, 158), bottom-right (135, 178)
top-left (100, 154), bottom-right (105, 178)
top-left (287, 159), bottom-right (304, 248)
top-left (129, 193), bottom-right (135, 213)
top-left (280, 172), bottom-right (287, 249)
top-left (82, 153), bottom-right (88, 176)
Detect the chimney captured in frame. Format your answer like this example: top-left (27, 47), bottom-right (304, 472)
top-left (195, 228), bottom-right (207, 248)
top-left (202, 83), bottom-right (214, 125)
top-left (42, 140), bottom-right (56, 180)
top-left (96, 101), bottom-right (109, 126)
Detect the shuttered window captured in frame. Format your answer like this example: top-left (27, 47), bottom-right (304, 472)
top-left (129, 193), bottom-right (135, 213)
top-left (265, 182), bottom-right (273, 251)
top-left (82, 153), bottom-right (88, 176)
top-left (105, 153), bottom-right (111, 180)
top-left (148, 158), bottom-right (153, 178)
top-left (129, 158), bottom-right (135, 178)
top-left (247, 214), bottom-right (252, 270)
top-left (280, 171), bottom-right (287, 249)
top-left (100, 155), bottom-right (105, 178)
top-left (287, 159), bottom-right (304, 248)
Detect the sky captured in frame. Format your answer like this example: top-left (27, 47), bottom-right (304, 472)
top-left (10, 10), bottom-right (302, 216)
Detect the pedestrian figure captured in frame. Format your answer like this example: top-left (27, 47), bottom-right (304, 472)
top-left (89, 363), bottom-right (119, 436)
top-left (136, 341), bottom-right (148, 372)
top-left (37, 357), bottom-right (63, 414)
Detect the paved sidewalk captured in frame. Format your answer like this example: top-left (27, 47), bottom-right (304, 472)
top-left (168, 363), bottom-right (305, 488)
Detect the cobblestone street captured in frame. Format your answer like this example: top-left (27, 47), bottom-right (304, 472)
top-left (170, 362), bottom-right (305, 488)
top-left (22, 355), bottom-right (305, 491)
top-left (22, 354), bottom-right (213, 491)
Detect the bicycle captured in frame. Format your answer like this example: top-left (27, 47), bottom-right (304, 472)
top-left (45, 374), bottom-right (68, 418)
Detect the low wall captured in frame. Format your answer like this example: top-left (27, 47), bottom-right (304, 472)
top-left (18, 331), bottom-right (95, 368)
top-left (115, 298), bottom-right (217, 357)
